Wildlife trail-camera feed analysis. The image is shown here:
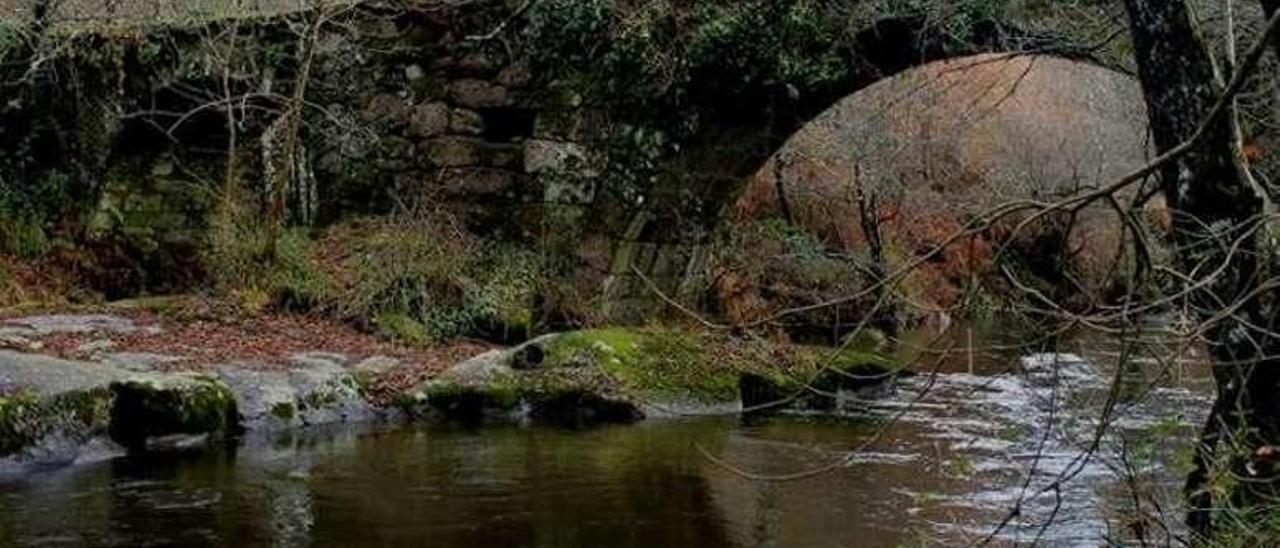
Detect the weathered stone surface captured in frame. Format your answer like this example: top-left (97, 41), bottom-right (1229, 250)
top-left (449, 107), bottom-right (484, 135)
top-left (217, 367), bottom-right (299, 431)
top-left (543, 176), bottom-right (597, 205)
top-left (404, 64), bottom-right (425, 81)
top-left (407, 101), bottom-right (450, 137)
top-left (433, 167), bottom-right (522, 196)
top-left (288, 362), bottom-right (376, 426)
top-left (290, 351), bottom-right (349, 369)
top-left (533, 108), bottom-right (596, 140)
top-left (380, 136), bottom-right (416, 161)
top-left (219, 359), bottom-right (378, 432)
top-left (3, 314), bottom-right (159, 336)
top-left (101, 352), bottom-right (186, 372)
top-left (75, 339), bottom-right (117, 358)
top-left (496, 64), bottom-right (533, 88)
top-left (361, 93), bottom-right (410, 124)
top-left (0, 345), bottom-right (386, 474)
top-left (0, 327), bottom-right (41, 352)
top-left (403, 334), bottom-right (640, 425)
top-left (450, 78), bottom-right (511, 108)
top-left (423, 137), bottom-right (523, 168)
top-left (353, 355), bottom-right (400, 375)
top-left (456, 52), bottom-right (496, 75)
top-left (0, 351), bottom-right (126, 397)
top-left (524, 139), bottom-right (594, 176)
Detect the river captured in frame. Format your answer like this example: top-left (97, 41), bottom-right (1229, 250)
top-left (0, 323), bottom-right (1212, 547)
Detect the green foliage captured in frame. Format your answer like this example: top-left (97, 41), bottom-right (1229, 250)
top-left (1210, 505), bottom-right (1280, 548)
top-left (335, 217), bottom-right (545, 344)
top-left (203, 201), bottom-right (333, 310)
top-left (519, 0), bottom-right (859, 220)
top-left (0, 388), bottom-right (112, 456)
top-left (268, 229), bottom-right (333, 310)
top-left (0, 389), bottom-right (43, 455)
top-left (0, 172), bottom-right (71, 258)
top-left (374, 311), bottom-right (434, 347)
top-left (269, 402), bottom-right (296, 421)
top-left (0, 22), bottom-right (24, 59)
top-left (525, 0), bottom-right (851, 112)
top-left (469, 242), bottom-right (544, 333)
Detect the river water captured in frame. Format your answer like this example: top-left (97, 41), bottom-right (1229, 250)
top-left (0, 324), bottom-right (1212, 547)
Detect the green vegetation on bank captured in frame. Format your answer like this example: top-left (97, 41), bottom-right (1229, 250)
top-left (202, 208), bottom-right (547, 344)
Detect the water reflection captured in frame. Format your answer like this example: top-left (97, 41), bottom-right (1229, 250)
top-left (0, 322), bottom-right (1214, 547)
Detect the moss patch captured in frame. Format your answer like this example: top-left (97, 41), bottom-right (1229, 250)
top-left (540, 327), bottom-right (897, 405)
top-left (0, 388), bottom-right (113, 457)
top-left (269, 402), bottom-right (296, 421)
top-left (417, 368), bottom-right (641, 426)
top-left (108, 377), bottom-right (240, 450)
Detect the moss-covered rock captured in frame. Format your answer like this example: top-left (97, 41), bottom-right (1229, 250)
top-left (405, 326), bottom-right (899, 425)
top-left (108, 375), bottom-right (240, 450)
top-left (0, 387), bottom-right (112, 457)
top-left (541, 327), bottom-right (897, 409)
top-left (405, 346), bottom-right (642, 426)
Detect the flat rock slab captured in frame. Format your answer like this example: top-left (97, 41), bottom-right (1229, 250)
top-left (0, 350), bottom-right (127, 396)
top-left (218, 361), bottom-right (376, 431)
top-left (100, 352), bottom-right (188, 372)
top-left (3, 314), bottom-right (160, 336)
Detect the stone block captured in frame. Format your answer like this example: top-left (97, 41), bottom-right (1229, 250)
top-left (497, 64), bottom-right (532, 88)
top-left (422, 137), bottom-right (523, 168)
top-left (360, 94), bottom-right (409, 124)
top-left (450, 78), bottom-right (511, 108)
top-left (433, 168), bottom-right (522, 196)
top-left (407, 101), bottom-right (450, 137)
top-left (450, 108), bottom-right (485, 135)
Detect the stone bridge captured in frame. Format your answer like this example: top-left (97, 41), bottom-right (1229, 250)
top-left (1, 0), bottom-right (1099, 321)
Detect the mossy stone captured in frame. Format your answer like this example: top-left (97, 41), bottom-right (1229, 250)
top-left (0, 387), bottom-right (113, 457)
top-left (108, 377), bottom-right (240, 450)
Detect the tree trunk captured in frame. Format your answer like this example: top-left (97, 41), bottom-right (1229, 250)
top-left (1123, 0), bottom-right (1280, 538)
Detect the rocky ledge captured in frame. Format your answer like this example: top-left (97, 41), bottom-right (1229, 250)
top-left (0, 314), bottom-right (899, 475)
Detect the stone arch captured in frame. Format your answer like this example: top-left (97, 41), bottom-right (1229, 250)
top-left (721, 53), bottom-right (1155, 325)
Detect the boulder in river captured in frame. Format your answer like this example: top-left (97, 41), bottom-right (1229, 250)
top-left (403, 328), bottom-right (901, 425)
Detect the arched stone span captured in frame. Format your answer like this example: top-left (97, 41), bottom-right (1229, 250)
top-left (726, 54), bottom-right (1154, 321)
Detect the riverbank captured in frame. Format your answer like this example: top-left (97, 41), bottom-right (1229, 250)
top-left (0, 300), bottom-right (899, 475)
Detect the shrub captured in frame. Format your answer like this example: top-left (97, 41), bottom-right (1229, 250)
top-left (327, 216), bottom-right (547, 344)
top-left (704, 217), bottom-right (871, 340)
top-left (202, 199), bottom-right (333, 310)
top-left (0, 172), bottom-right (70, 258)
